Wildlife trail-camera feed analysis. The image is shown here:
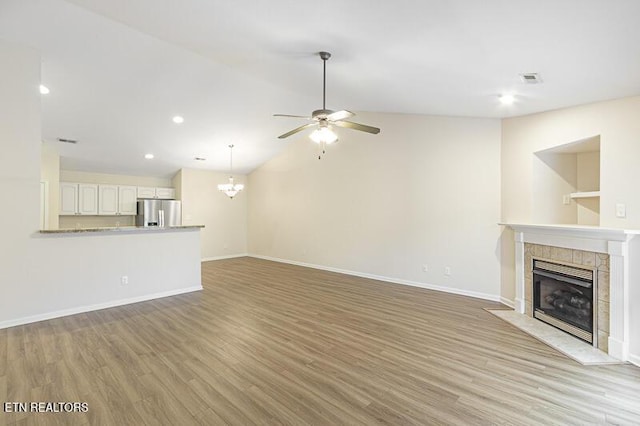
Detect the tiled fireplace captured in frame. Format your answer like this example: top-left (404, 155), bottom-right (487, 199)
top-left (523, 243), bottom-right (609, 352)
top-left (504, 223), bottom-right (639, 362)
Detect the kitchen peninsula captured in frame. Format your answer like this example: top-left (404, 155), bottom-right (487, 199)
top-left (1, 224), bottom-right (205, 329)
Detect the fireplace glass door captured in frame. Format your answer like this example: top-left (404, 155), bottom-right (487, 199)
top-left (532, 260), bottom-right (596, 344)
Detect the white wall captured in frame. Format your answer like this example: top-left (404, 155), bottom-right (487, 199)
top-left (248, 112), bottom-right (502, 300)
top-left (0, 39), bottom-right (201, 328)
top-left (41, 141), bottom-right (60, 229)
top-left (0, 41), bottom-right (42, 312)
top-left (502, 96), bottom-right (640, 229)
top-left (532, 152), bottom-right (578, 225)
top-left (178, 168), bottom-right (248, 260)
top-left (576, 151), bottom-right (600, 225)
top-left (501, 95), bottom-right (640, 303)
top-left (172, 168), bottom-right (182, 201)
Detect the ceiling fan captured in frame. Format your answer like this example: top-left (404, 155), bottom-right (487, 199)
top-left (274, 51), bottom-right (380, 157)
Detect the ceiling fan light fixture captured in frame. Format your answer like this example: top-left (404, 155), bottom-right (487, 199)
top-left (309, 126), bottom-right (338, 144)
top-left (274, 51), bottom-right (380, 151)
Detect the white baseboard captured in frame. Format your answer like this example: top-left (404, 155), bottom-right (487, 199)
top-left (249, 254), bottom-right (500, 303)
top-left (500, 297), bottom-right (515, 309)
top-left (628, 353), bottom-right (640, 367)
top-left (201, 253), bottom-right (248, 262)
top-left (0, 285), bottom-right (203, 330)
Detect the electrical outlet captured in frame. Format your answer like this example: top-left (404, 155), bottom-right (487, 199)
top-left (616, 203), bottom-right (626, 218)
top-left (121, 276), bottom-right (128, 285)
top-left (444, 267), bottom-right (451, 276)
top-left (563, 194), bottom-right (571, 205)
top-left (422, 264), bottom-right (428, 272)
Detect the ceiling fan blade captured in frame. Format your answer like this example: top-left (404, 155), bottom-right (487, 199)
top-left (278, 123), bottom-right (317, 139)
top-left (326, 110), bottom-right (355, 122)
top-left (274, 114), bottom-right (312, 119)
top-left (334, 120), bottom-right (381, 135)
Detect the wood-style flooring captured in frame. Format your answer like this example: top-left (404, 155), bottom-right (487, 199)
top-left (2, 257), bottom-right (640, 425)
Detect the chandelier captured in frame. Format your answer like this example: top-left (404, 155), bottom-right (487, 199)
top-left (218, 144), bottom-right (244, 199)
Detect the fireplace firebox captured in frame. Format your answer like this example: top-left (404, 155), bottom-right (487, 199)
top-left (532, 259), bottom-right (597, 345)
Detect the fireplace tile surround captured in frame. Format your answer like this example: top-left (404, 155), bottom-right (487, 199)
top-left (502, 223), bottom-right (640, 362)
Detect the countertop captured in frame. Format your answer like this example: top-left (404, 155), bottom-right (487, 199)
top-left (39, 225), bottom-right (204, 234)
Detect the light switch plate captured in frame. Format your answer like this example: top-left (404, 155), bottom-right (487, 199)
top-left (563, 195), bottom-right (571, 205)
top-left (616, 203), bottom-right (626, 218)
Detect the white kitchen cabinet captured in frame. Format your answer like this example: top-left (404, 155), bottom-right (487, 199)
top-left (59, 182), bottom-right (79, 215)
top-left (155, 187), bottom-right (175, 199)
top-left (98, 185), bottom-right (137, 215)
top-left (60, 182), bottom-right (98, 215)
top-left (137, 186), bottom-right (175, 199)
top-left (118, 185), bottom-right (138, 215)
top-left (137, 186), bottom-right (156, 199)
top-left (78, 184), bottom-right (98, 215)
top-left (98, 185), bottom-right (118, 215)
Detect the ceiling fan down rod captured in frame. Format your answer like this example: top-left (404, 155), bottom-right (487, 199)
top-left (319, 51), bottom-right (331, 111)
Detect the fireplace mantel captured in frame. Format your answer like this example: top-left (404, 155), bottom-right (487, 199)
top-left (501, 223), bottom-right (640, 361)
top-left (501, 223), bottom-right (640, 243)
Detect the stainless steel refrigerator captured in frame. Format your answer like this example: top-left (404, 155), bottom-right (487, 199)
top-left (136, 200), bottom-right (182, 227)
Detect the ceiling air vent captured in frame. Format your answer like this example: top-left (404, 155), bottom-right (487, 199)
top-left (520, 73), bottom-right (543, 84)
top-left (57, 137), bottom-right (78, 144)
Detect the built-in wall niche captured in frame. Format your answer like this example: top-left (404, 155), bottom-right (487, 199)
top-left (532, 135), bottom-right (600, 226)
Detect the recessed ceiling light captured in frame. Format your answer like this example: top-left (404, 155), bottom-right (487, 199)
top-left (499, 94), bottom-right (515, 105)
top-left (172, 116), bottom-right (184, 124)
top-left (39, 85), bottom-right (50, 95)
top-left (144, 153), bottom-right (154, 159)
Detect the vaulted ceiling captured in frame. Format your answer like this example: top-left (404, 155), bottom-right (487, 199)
top-left (2, 0), bottom-right (640, 176)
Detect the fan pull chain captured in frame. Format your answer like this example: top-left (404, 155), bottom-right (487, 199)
top-left (318, 141), bottom-right (327, 160)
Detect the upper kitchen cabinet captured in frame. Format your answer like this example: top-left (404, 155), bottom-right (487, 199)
top-left (60, 182), bottom-right (98, 215)
top-left (137, 186), bottom-right (176, 199)
top-left (136, 186), bottom-right (156, 199)
top-left (98, 185), bottom-right (118, 215)
top-left (118, 186), bottom-right (138, 215)
top-left (98, 185), bottom-right (137, 215)
top-left (155, 187), bottom-right (176, 199)
top-left (59, 182), bottom-right (78, 215)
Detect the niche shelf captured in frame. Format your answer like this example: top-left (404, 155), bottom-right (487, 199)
top-left (533, 135), bottom-right (600, 226)
top-left (569, 191), bottom-right (600, 199)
